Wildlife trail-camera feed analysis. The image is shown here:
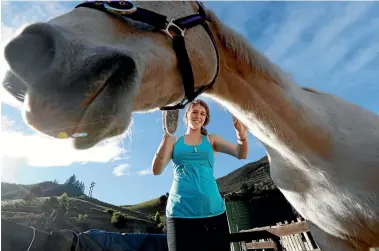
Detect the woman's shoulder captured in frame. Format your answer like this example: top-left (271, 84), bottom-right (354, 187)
top-left (164, 134), bottom-right (179, 144)
top-left (207, 134), bottom-right (226, 144)
top-left (206, 133), bottom-right (217, 143)
top-left (207, 133), bottom-right (217, 139)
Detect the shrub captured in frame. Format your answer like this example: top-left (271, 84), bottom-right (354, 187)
top-left (159, 195), bottom-right (167, 206)
top-left (77, 213), bottom-right (89, 221)
top-left (154, 211), bottom-right (161, 224)
top-left (48, 196), bottom-right (59, 205)
top-left (58, 193), bottom-right (69, 213)
top-left (104, 208), bottom-right (114, 215)
top-left (42, 196), bottom-right (59, 210)
top-left (157, 223), bottom-right (165, 233)
top-left (111, 211), bottom-right (127, 229)
top-left (240, 184), bottom-right (248, 194)
top-left (75, 213), bottom-right (89, 228)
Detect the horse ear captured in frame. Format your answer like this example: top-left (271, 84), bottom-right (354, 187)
top-left (162, 110), bottom-right (179, 135)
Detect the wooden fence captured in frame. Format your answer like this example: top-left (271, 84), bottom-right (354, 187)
top-left (240, 218), bottom-right (320, 251)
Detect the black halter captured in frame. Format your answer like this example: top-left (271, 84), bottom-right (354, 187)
top-left (74, 1), bottom-right (219, 110)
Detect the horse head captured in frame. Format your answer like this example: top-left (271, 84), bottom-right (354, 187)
top-left (3, 1), bottom-right (217, 149)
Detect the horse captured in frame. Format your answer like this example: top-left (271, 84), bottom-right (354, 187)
top-left (2, 1), bottom-right (379, 250)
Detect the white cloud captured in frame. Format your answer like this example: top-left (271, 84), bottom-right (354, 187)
top-left (1, 157), bottom-right (21, 183)
top-left (137, 168), bottom-right (152, 176)
top-left (1, 23), bottom-right (25, 109)
top-left (344, 40), bottom-right (379, 74)
top-left (308, 2), bottom-right (372, 53)
top-left (1, 116), bottom-right (15, 132)
top-left (204, 1), bottom-right (378, 102)
top-left (240, 1), bottom-right (379, 103)
top-left (263, 7), bottom-right (322, 63)
top-left (112, 164), bottom-right (131, 177)
top-left (0, 116), bottom-right (128, 167)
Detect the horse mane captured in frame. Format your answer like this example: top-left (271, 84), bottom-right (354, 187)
top-left (205, 9), bottom-right (297, 90)
top-left (300, 86), bottom-right (328, 95)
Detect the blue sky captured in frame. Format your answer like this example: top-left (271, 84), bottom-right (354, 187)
top-left (1, 1), bottom-right (378, 206)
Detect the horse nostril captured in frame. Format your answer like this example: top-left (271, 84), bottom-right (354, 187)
top-left (4, 23), bottom-right (56, 83)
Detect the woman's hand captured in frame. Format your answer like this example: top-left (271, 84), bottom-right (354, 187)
top-left (151, 113), bottom-right (177, 176)
top-left (232, 116), bottom-right (247, 139)
top-left (162, 110), bottom-right (179, 135)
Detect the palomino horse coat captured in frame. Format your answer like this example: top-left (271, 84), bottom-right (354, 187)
top-left (3, 2), bottom-right (379, 250)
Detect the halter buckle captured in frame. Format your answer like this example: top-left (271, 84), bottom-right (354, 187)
top-left (161, 19), bottom-right (186, 39)
top-left (104, 1), bottom-right (137, 15)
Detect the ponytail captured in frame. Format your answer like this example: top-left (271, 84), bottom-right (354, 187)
top-left (201, 126), bottom-right (208, 136)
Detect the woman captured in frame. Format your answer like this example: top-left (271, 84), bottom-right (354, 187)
top-left (152, 99), bottom-right (248, 251)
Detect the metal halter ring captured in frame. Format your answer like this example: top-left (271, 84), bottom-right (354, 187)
top-left (161, 19), bottom-right (186, 39)
top-left (103, 1), bottom-right (137, 15)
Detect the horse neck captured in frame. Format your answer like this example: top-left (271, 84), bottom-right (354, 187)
top-left (205, 15), bottom-right (333, 160)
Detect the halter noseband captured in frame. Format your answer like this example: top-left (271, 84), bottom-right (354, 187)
top-left (74, 1), bottom-right (219, 110)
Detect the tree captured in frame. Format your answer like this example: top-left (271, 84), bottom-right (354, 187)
top-left (76, 181), bottom-right (85, 194)
top-left (64, 174), bottom-right (77, 185)
top-left (64, 174), bottom-right (86, 194)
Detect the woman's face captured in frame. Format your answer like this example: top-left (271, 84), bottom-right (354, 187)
top-left (186, 104), bottom-right (207, 130)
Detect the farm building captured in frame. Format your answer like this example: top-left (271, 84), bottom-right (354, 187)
top-left (218, 157), bottom-right (320, 251)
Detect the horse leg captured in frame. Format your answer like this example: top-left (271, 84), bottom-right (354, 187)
top-left (308, 221), bottom-right (370, 251)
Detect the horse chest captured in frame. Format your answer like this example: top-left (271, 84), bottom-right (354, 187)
top-left (266, 148), bottom-right (367, 238)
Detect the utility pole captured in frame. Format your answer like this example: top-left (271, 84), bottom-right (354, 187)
top-left (88, 182), bottom-right (96, 197)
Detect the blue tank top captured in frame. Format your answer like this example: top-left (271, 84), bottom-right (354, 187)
top-left (166, 134), bottom-right (226, 218)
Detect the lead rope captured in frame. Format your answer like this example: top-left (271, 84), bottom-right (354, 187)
top-left (26, 227), bottom-right (35, 251)
top-left (60, 229), bottom-right (80, 251)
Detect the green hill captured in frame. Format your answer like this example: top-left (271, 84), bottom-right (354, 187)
top-left (2, 175), bottom-right (85, 200)
top-left (124, 197), bottom-right (163, 214)
top-left (123, 156), bottom-right (276, 220)
top-left (1, 174), bottom-right (162, 234)
top-left (1, 195), bottom-right (158, 233)
top-left (1, 156), bottom-right (276, 233)
top-left (216, 155), bottom-right (276, 194)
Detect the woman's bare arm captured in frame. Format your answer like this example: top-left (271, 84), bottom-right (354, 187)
top-left (208, 116), bottom-right (249, 159)
top-left (209, 134), bottom-right (248, 159)
top-left (152, 134), bottom-right (176, 175)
